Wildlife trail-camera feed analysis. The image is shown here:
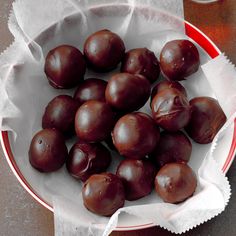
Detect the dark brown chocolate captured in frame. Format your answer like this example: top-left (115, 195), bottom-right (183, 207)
top-left (44, 45), bottom-right (86, 89)
top-left (82, 173), bottom-right (125, 216)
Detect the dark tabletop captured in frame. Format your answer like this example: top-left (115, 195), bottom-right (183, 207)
top-left (0, 0), bottom-right (236, 235)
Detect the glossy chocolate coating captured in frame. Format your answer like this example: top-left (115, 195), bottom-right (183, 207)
top-left (82, 173), bottom-right (125, 216)
top-left (75, 100), bottom-right (116, 142)
top-left (42, 95), bottom-right (79, 138)
top-left (74, 78), bottom-right (107, 105)
top-left (112, 112), bottom-right (160, 159)
top-left (116, 159), bottom-right (156, 201)
top-left (121, 48), bottom-right (160, 83)
top-left (66, 141), bottom-right (111, 182)
top-left (84, 29), bottom-right (125, 72)
top-left (155, 163), bottom-right (197, 203)
top-left (160, 40), bottom-right (200, 81)
top-left (185, 97), bottom-right (226, 144)
top-left (44, 45), bottom-right (86, 89)
top-left (150, 131), bottom-right (192, 167)
top-left (105, 73), bottom-right (151, 111)
top-left (151, 88), bottom-right (191, 131)
top-left (151, 80), bottom-right (187, 101)
top-left (29, 129), bottom-right (68, 172)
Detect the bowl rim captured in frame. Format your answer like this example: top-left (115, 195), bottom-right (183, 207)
top-left (1, 4), bottom-right (236, 232)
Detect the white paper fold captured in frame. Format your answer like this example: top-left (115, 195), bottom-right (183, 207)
top-left (0, 0), bottom-right (235, 235)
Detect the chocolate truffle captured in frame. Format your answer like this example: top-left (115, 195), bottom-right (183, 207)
top-left (66, 141), bottom-right (111, 182)
top-left (44, 45), bottom-right (86, 89)
top-left (84, 29), bottom-right (125, 72)
top-left (155, 163), bottom-right (197, 203)
top-left (150, 131), bottom-right (192, 167)
top-left (74, 78), bottom-right (107, 105)
top-left (151, 88), bottom-right (191, 131)
top-left (160, 40), bottom-right (200, 81)
top-left (116, 159), bottom-right (156, 201)
top-left (121, 48), bottom-right (160, 83)
top-left (112, 112), bottom-right (160, 159)
top-left (105, 73), bottom-right (151, 112)
top-left (42, 95), bottom-right (79, 138)
top-left (185, 97), bottom-right (226, 144)
top-left (29, 129), bottom-right (68, 172)
top-left (82, 173), bottom-right (125, 216)
top-left (151, 80), bottom-right (187, 101)
top-left (75, 100), bottom-right (116, 142)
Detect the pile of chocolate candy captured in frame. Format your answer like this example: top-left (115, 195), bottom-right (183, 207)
top-left (28, 29), bottom-right (226, 216)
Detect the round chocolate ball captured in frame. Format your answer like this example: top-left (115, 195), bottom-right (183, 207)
top-left (151, 80), bottom-right (187, 101)
top-left (185, 97), bottom-right (226, 144)
top-left (74, 78), bottom-right (107, 105)
top-left (121, 48), bottom-right (160, 83)
top-left (116, 159), bottom-right (156, 201)
top-left (149, 131), bottom-right (192, 167)
top-left (29, 129), bottom-right (68, 172)
top-left (44, 45), bottom-right (86, 89)
top-left (66, 141), bottom-right (111, 182)
top-left (42, 95), bottom-right (79, 138)
top-left (84, 29), bottom-right (125, 72)
top-left (151, 88), bottom-right (191, 131)
top-left (112, 112), bottom-right (160, 159)
top-left (105, 73), bottom-right (151, 112)
top-left (160, 40), bottom-right (200, 81)
top-left (155, 163), bottom-right (197, 203)
top-left (75, 100), bottom-right (116, 142)
top-left (82, 173), bottom-right (125, 216)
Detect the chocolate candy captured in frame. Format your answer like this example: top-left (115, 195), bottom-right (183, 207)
top-left (82, 173), bottom-right (125, 216)
top-left (74, 78), bottom-right (107, 105)
top-left (105, 73), bottom-right (151, 112)
top-left (185, 97), bottom-right (226, 144)
top-left (84, 29), bottom-right (125, 72)
top-left (151, 88), bottom-right (191, 131)
top-left (44, 45), bottom-right (86, 89)
top-left (75, 100), bottom-right (116, 142)
top-left (121, 48), bottom-right (160, 83)
top-left (29, 129), bottom-right (68, 172)
top-left (155, 163), bottom-right (197, 203)
top-left (116, 159), bottom-right (156, 201)
top-left (112, 112), bottom-right (160, 159)
top-left (42, 95), bottom-right (79, 138)
top-left (151, 80), bottom-right (187, 101)
top-left (150, 131), bottom-right (192, 167)
top-left (66, 141), bottom-right (111, 182)
top-left (160, 40), bottom-right (200, 81)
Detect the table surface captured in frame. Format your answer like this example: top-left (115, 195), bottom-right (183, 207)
top-left (1, 0), bottom-right (236, 235)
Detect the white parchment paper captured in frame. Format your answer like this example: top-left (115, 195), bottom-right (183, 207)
top-left (0, 0), bottom-right (235, 235)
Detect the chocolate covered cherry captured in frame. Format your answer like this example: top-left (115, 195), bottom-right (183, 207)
top-left (150, 131), bottom-right (192, 167)
top-left (151, 80), bottom-right (187, 101)
top-left (42, 95), bottom-right (79, 137)
top-left (84, 29), bottom-right (125, 72)
top-left (75, 100), bottom-right (116, 142)
top-left (121, 48), bottom-right (160, 83)
top-left (185, 97), bottom-right (226, 144)
top-left (66, 141), bottom-right (111, 182)
top-left (160, 40), bottom-right (200, 81)
top-left (44, 45), bottom-right (86, 89)
top-left (74, 78), bottom-right (107, 105)
top-left (82, 173), bottom-right (125, 216)
top-left (155, 163), bottom-right (197, 203)
top-left (29, 129), bottom-right (68, 172)
top-left (105, 73), bottom-right (151, 112)
top-left (116, 159), bottom-right (156, 201)
top-left (151, 88), bottom-right (191, 131)
top-left (112, 112), bottom-right (160, 159)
